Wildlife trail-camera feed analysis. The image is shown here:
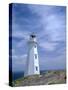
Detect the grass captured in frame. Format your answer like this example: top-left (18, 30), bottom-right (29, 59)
top-left (12, 70), bottom-right (66, 87)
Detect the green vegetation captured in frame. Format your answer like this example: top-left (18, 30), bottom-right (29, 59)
top-left (12, 70), bottom-right (66, 87)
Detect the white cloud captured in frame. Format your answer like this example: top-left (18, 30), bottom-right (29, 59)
top-left (12, 30), bottom-right (29, 40)
top-left (12, 54), bottom-right (27, 71)
top-left (28, 5), bottom-right (66, 52)
top-left (39, 41), bottom-right (58, 51)
top-left (12, 4), bottom-right (66, 71)
top-left (12, 54), bottom-right (27, 60)
top-left (12, 5), bottom-right (66, 52)
top-left (28, 5), bottom-right (66, 41)
top-left (39, 51), bottom-right (66, 70)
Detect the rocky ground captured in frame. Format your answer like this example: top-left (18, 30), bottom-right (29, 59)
top-left (12, 70), bottom-right (66, 87)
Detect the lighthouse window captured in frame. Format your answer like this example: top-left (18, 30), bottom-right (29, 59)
top-left (35, 45), bottom-right (36, 48)
top-left (35, 54), bottom-right (37, 59)
top-left (36, 66), bottom-right (38, 71)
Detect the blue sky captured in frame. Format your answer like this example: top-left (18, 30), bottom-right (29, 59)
top-left (11, 3), bottom-right (66, 72)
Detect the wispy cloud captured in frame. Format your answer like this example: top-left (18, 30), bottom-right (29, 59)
top-left (11, 4), bottom-right (66, 71)
top-left (12, 54), bottom-right (27, 72)
top-left (39, 42), bottom-right (58, 51)
top-left (28, 4), bottom-right (66, 53)
top-left (12, 28), bottom-right (30, 40)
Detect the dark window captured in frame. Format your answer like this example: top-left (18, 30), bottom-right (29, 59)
top-left (36, 66), bottom-right (38, 71)
top-left (35, 45), bottom-right (36, 48)
top-left (35, 54), bottom-right (37, 59)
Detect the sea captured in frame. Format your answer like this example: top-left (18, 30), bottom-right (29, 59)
top-left (13, 72), bottom-right (24, 80)
top-left (12, 70), bottom-right (46, 80)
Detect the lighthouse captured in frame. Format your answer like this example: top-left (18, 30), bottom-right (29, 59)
top-left (24, 34), bottom-right (40, 76)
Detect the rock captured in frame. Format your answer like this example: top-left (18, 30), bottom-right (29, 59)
top-left (12, 70), bottom-right (66, 87)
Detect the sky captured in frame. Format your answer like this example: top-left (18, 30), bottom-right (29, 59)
top-left (10, 3), bottom-right (66, 72)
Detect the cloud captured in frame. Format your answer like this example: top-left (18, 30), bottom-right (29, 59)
top-left (45, 15), bottom-right (66, 42)
top-left (12, 28), bottom-right (29, 40)
top-left (39, 50), bottom-right (66, 70)
top-left (12, 54), bottom-right (27, 72)
top-left (39, 41), bottom-right (58, 51)
top-left (27, 4), bottom-right (66, 53)
top-left (11, 4), bottom-right (66, 71)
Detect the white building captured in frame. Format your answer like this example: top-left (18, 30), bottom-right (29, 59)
top-left (24, 34), bottom-right (40, 76)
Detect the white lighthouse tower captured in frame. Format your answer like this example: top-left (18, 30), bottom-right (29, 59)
top-left (24, 34), bottom-right (40, 76)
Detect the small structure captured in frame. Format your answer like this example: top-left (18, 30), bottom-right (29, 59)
top-left (24, 33), bottom-right (40, 76)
